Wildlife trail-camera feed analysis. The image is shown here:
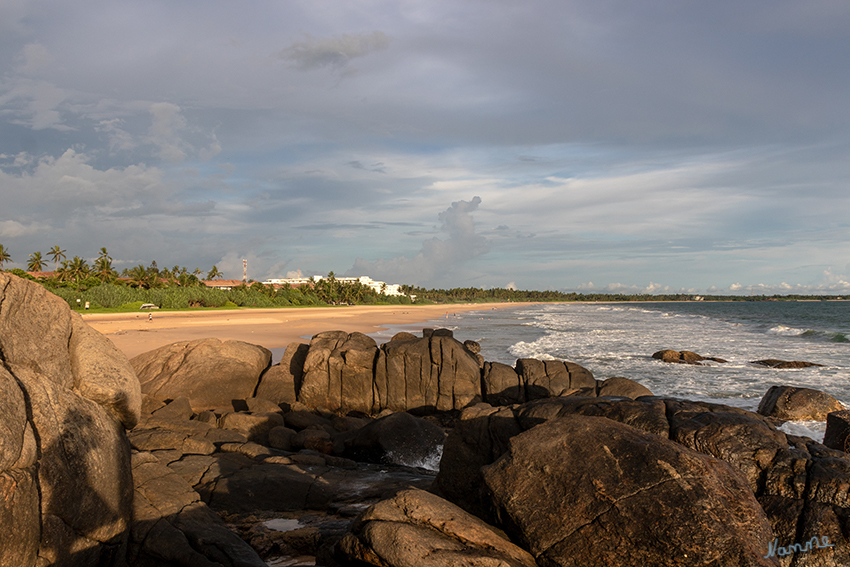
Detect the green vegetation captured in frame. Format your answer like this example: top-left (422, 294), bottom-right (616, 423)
top-left (409, 287), bottom-right (847, 304)
top-left (0, 245), bottom-right (414, 311)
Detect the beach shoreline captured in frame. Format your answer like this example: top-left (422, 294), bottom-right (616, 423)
top-left (83, 302), bottom-right (530, 359)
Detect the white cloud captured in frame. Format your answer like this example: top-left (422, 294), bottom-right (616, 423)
top-left (148, 102), bottom-right (188, 162)
top-left (0, 220), bottom-right (43, 238)
top-left (0, 77), bottom-right (72, 130)
top-left (349, 196), bottom-right (489, 285)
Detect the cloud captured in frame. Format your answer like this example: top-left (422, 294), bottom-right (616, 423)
top-left (0, 77), bottom-right (72, 130)
top-left (15, 43), bottom-right (53, 74)
top-left (278, 31), bottom-right (390, 71)
top-left (0, 219), bottom-right (44, 238)
top-left (148, 102), bottom-right (188, 162)
top-left (96, 118), bottom-right (136, 152)
top-left (348, 196), bottom-right (489, 285)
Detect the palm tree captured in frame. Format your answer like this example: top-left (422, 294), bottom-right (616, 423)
top-left (206, 266), bottom-right (222, 280)
top-left (0, 244), bottom-right (10, 269)
top-left (27, 251), bottom-right (46, 272)
top-left (66, 256), bottom-right (90, 282)
top-left (49, 245), bottom-right (66, 270)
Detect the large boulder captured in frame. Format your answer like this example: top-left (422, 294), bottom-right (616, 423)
top-left (255, 342), bottom-right (309, 405)
top-left (130, 451), bottom-right (266, 566)
top-left (482, 361), bottom-right (526, 405)
top-left (757, 385), bottom-right (844, 421)
top-left (481, 415), bottom-right (774, 566)
top-left (299, 331), bottom-right (378, 414)
top-left (0, 273), bottom-right (140, 566)
top-left (374, 333), bottom-right (483, 413)
top-left (336, 489), bottom-right (537, 567)
top-left (437, 396), bottom-right (850, 565)
top-left (824, 409), bottom-right (850, 452)
top-left (131, 338), bottom-right (272, 411)
top-left (516, 358), bottom-right (595, 400)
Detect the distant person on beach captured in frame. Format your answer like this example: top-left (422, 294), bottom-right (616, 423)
top-left (148, 313), bottom-right (152, 321)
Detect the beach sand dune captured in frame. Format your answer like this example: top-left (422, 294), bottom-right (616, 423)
top-left (84, 303), bottom-right (522, 359)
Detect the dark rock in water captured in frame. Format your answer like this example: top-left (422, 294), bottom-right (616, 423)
top-left (481, 415), bottom-right (774, 566)
top-left (337, 488), bottom-right (537, 567)
top-left (653, 349), bottom-right (728, 364)
top-left (131, 338), bottom-right (272, 411)
top-left (824, 410), bottom-right (850, 452)
top-left (751, 359), bottom-right (824, 368)
top-left (255, 342), bottom-right (308, 404)
top-left (757, 385), bottom-right (843, 421)
top-left (0, 273), bottom-right (140, 566)
top-left (596, 376), bottom-right (653, 399)
top-left (463, 339), bottom-right (481, 354)
top-left (341, 411), bottom-right (445, 467)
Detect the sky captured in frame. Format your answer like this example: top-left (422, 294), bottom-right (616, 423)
top-left (1, 0), bottom-right (849, 294)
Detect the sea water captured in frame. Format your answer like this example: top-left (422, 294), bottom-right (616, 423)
top-left (418, 301), bottom-right (850, 442)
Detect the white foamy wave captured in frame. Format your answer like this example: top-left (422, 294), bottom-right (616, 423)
top-left (779, 420), bottom-right (826, 444)
top-left (767, 325), bottom-right (806, 336)
top-left (509, 340), bottom-right (558, 360)
top-left (386, 445), bottom-right (443, 471)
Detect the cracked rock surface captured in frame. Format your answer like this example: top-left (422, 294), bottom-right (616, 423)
top-left (0, 273), bottom-right (140, 566)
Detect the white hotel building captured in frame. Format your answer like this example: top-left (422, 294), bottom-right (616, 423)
top-left (262, 275), bottom-right (405, 296)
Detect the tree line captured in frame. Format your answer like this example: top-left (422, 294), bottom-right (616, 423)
top-left (0, 245), bottom-right (413, 310)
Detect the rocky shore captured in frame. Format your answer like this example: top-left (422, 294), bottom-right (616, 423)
top-left (2, 272), bottom-right (849, 566)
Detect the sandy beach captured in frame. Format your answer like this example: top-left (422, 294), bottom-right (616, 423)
top-left (83, 303), bottom-right (525, 359)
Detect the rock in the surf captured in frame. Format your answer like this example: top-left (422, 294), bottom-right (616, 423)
top-left (756, 385), bottom-right (843, 421)
top-left (751, 359), bottom-right (824, 369)
top-left (652, 349), bottom-right (728, 364)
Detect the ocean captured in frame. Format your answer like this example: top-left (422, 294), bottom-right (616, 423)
top-left (391, 300), bottom-right (850, 442)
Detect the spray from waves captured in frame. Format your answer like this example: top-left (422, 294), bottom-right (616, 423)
top-left (384, 445), bottom-right (444, 472)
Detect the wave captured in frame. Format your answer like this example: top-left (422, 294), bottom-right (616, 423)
top-left (385, 445), bottom-right (443, 471)
top-left (767, 325), bottom-right (807, 336)
top-left (767, 326), bottom-right (850, 343)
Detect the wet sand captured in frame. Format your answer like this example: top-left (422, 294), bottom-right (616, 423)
top-left (83, 303), bottom-right (525, 359)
